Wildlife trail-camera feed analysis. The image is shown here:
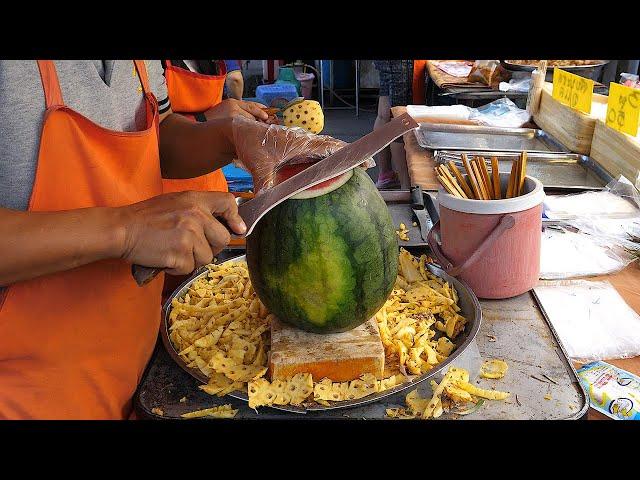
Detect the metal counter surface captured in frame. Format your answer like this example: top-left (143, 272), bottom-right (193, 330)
top-left (135, 280), bottom-right (587, 420)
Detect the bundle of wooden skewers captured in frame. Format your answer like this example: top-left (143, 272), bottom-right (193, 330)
top-left (435, 152), bottom-right (529, 200)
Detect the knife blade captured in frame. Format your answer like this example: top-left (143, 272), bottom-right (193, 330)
top-left (410, 185), bottom-right (432, 243)
top-left (132, 113), bottom-right (418, 286)
top-left (239, 112), bottom-right (418, 237)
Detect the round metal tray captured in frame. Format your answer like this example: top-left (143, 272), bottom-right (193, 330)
top-left (161, 254), bottom-right (482, 413)
top-left (501, 60), bottom-right (609, 82)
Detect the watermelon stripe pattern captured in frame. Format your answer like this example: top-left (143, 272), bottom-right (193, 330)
top-left (247, 167), bottom-right (399, 333)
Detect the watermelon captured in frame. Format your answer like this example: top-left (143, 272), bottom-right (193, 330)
top-left (246, 166), bottom-right (398, 334)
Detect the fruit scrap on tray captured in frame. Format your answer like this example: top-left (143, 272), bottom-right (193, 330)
top-left (168, 248), bottom-right (470, 412)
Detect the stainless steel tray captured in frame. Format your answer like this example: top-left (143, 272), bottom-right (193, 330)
top-left (434, 150), bottom-right (614, 191)
top-left (501, 60), bottom-right (609, 82)
top-left (160, 254), bottom-right (481, 414)
top-left (501, 60), bottom-right (609, 73)
top-left (139, 282), bottom-right (587, 420)
top-left (380, 190), bottom-right (432, 247)
top-left (415, 123), bottom-right (570, 153)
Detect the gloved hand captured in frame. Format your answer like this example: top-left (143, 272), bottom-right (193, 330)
top-left (231, 116), bottom-right (374, 194)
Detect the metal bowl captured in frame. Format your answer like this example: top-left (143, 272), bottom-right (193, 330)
top-left (161, 254), bottom-right (482, 413)
top-left (501, 60), bottom-right (609, 82)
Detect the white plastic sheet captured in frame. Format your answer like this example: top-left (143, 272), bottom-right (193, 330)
top-left (540, 228), bottom-right (635, 279)
top-left (534, 280), bottom-right (640, 362)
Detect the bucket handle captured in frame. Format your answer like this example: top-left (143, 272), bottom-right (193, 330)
top-left (427, 214), bottom-right (516, 277)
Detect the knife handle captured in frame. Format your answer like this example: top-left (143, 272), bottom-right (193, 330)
top-left (132, 265), bottom-right (160, 286)
top-left (410, 185), bottom-right (425, 210)
top-left (131, 234), bottom-right (245, 286)
top-left (131, 193), bottom-right (251, 287)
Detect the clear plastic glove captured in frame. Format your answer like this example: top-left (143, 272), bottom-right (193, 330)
top-left (232, 116), bottom-right (375, 194)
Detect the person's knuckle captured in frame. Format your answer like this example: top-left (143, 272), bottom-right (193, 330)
top-left (182, 204), bottom-right (204, 220)
top-left (210, 228), bottom-right (230, 249)
top-left (164, 252), bottom-right (179, 270)
top-left (174, 230), bottom-right (193, 250)
top-left (180, 190), bottom-right (200, 204)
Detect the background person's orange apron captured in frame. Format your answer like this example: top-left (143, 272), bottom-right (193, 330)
top-left (412, 60), bottom-right (427, 105)
top-left (162, 60), bottom-right (228, 193)
top-left (0, 60), bottom-right (164, 419)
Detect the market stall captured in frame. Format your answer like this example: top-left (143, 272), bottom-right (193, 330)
top-left (390, 64), bottom-right (640, 420)
top-left (425, 60), bottom-right (609, 107)
top-left (133, 63), bottom-right (640, 422)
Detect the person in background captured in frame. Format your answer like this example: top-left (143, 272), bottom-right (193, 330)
top-left (373, 60), bottom-right (415, 190)
top-left (161, 59), bottom-right (268, 296)
top-left (162, 60), bottom-right (268, 193)
top-left (223, 60), bottom-right (244, 100)
top-left (0, 60), bottom-right (342, 420)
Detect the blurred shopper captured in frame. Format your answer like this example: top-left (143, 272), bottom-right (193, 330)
top-left (161, 59), bottom-right (268, 297)
top-left (373, 60), bottom-right (425, 189)
top-left (223, 60), bottom-right (244, 100)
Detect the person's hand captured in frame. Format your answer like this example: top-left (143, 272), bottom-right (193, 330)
top-left (231, 116), bottom-right (374, 193)
top-left (116, 191), bottom-right (246, 275)
top-left (204, 98), bottom-right (269, 123)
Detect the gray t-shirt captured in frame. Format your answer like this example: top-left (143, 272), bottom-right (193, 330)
top-left (0, 60), bottom-right (170, 211)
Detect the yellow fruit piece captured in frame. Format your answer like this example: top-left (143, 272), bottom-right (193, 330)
top-left (282, 100), bottom-right (324, 133)
top-left (480, 359), bottom-right (509, 379)
top-left (455, 381), bottom-right (510, 400)
top-left (405, 389), bottom-right (430, 414)
top-left (444, 384), bottom-right (473, 403)
top-left (180, 404), bottom-right (238, 419)
top-left (247, 373), bottom-right (313, 409)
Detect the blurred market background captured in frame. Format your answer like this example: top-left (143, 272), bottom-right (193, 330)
top-left (224, 60), bottom-right (640, 192)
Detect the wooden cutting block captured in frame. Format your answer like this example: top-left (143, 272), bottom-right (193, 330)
top-left (269, 317), bottom-right (385, 382)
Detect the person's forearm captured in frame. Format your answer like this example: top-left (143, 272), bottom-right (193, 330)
top-left (226, 73), bottom-right (244, 100)
top-left (0, 207), bottom-right (124, 286)
top-left (159, 113), bottom-right (236, 179)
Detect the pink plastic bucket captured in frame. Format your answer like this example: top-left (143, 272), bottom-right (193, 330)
top-left (295, 72), bottom-right (315, 99)
top-left (428, 173), bottom-right (545, 299)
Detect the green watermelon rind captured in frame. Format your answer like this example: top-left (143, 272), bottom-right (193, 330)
top-left (246, 167), bottom-right (399, 334)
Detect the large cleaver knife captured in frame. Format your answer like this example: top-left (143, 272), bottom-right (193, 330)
top-left (132, 113), bottom-right (418, 286)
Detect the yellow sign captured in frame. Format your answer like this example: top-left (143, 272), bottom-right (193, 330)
top-left (606, 82), bottom-right (640, 137)
top-left (552, 68), bottom-right (594, 114)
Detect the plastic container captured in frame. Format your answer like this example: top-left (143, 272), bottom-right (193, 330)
top-left (295, 72), bottom-right (315, 99)
top-left (276, 67), bottom-right (302, 96)
top-left (255, 83), bottom-right (299, 107)
top-left (428, 173), bottom-right (545, 299)
top-left (222, 164), bottom-right (253, 193)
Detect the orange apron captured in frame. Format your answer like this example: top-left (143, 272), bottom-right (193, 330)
top-left (162, 60), bottom-right (228, 193)
top-left (0, 60), bottom-right (164, 420)
top-left (412, 60), bottom-right (427, 105)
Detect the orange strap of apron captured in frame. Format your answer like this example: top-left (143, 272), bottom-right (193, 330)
top-left (412, 60), bottom-right (427, 105)
top-left (133, 60), bottom-right (151, 95)
top-left (37, 60), bottom-right (64, 108)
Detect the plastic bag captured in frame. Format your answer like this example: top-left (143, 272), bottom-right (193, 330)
top-left (544, 176), bottom-right (640, 249)
top-left (621, 72), bottom-right (640, 89)
top-left (468, 98), bottom-right (531, 128)
top-left (498, 76), bottom-right (531, 93)
top-left (232, 116), bottom-right (374, 194)
top-left (533, 280), bottom-right (640, 362)
top-left (468, 60), bottom-right (510, 87)
top-left (540, 227), bottom-right (637, 279)
top-left (540, 176), bottom-right (640, 278)
top-left (406, 104), bottom-right (472, 122)
top-left (577, 361), bottom-right (640, 420)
